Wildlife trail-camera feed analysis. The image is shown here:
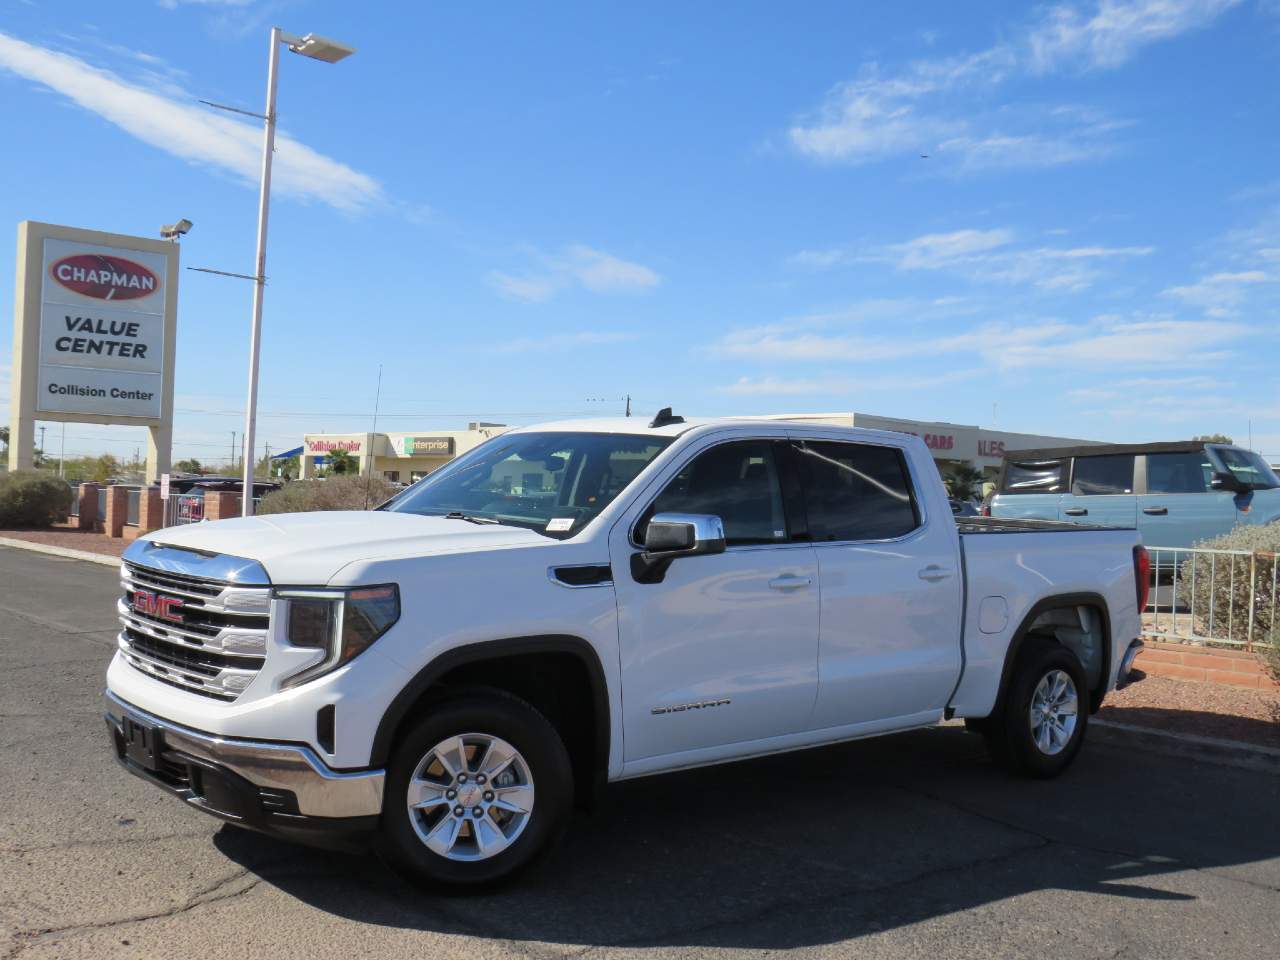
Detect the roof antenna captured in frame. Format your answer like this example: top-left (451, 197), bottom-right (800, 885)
top-left (649, 406), bottom-right (685, 429)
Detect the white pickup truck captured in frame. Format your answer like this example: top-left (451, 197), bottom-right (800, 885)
top-left (106, 413), bottom-right (1148, 887)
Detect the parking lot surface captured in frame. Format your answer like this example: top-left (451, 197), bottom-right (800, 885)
top-left (2, 545), bottom-right (1278, 959)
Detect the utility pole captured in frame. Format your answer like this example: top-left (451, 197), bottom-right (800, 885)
top-left (265, 443), bottom-right (271, 479)
top-left (59, 422), bottom-right (65, 478)
top-left (231, 431), bottom-right (237, 471)
top-left (625, 394), bottom-right (632, 417)
top-left (38, 426), bottom-right (45, 465)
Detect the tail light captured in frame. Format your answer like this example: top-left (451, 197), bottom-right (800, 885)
top-left (1133, 545), bottom-right (1151, 612)
top-left (981, 504), bottom-right (990, 517)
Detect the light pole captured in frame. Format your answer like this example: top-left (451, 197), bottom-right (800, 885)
top-left (239, 29), bottom-right (356, 515)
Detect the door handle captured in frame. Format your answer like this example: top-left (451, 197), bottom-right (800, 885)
top-left (1142, 506), bottom-right (1168, 516)
top-left (918, 565), bottom-right (953, 582)
top-left (768, 575), bottom-right (812, 591)
top-left (1063, 508), bottom-right (1088, 516)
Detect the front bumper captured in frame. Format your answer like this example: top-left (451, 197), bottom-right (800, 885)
top-left (104, 691), bottom-right (384, 849)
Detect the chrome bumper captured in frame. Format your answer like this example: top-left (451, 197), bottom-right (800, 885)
top-left (104, 691), bottom-right (384, 819)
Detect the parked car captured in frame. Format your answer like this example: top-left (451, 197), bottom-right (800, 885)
top-left (950, 499), bottom-right (980, 517)
top-left (988, 441), bottom-right (1280, 547)
top-left (107, 415), bottom-right (1145, 887)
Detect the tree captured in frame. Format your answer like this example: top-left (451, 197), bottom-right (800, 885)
top-left (941, 463), bottom-right (985, 502)
top-left (174, 458), bottom-right (205, 475)
top-left (0, 426), bottom-right (8, 451)
top-left (327, 449), bottom-right (356, 475)
top-left (1192, 433), bottom-right (1233, 444)
top-left (90, 454), bottom-right (121, 482)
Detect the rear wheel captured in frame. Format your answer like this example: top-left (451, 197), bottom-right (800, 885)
top-left (984, 640), bottom-right (1089, 778)
top-left (375, 691), bottom-right (573, 889)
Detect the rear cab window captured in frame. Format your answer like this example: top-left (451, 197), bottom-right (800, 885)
top-left (794, 440), bottom-right (920, 541)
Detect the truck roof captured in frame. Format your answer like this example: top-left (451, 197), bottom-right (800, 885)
top-left (507, 416), bottom-right (924, 440)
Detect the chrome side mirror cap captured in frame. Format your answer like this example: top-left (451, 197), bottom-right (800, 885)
top-left (632, 513), bottom-right (725, 583)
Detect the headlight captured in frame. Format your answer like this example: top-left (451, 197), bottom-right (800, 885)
top-left (277, 585), bottom-right (400, 688)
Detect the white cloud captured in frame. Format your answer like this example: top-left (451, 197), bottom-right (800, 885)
top-left (863, 227), bottom-right (1153, 290)
top-left (158, 1), bottom-right (252, 8)
top-left (0, 31), bottom-right (382, 212)
top-left (1026, 0), bottom-right (1243, 72)
top-left (489, 246), bottom-right (660, 302)
top-left (1164, 270), bottom-right (1271, 312)
top-left (719, 370), bottom-right (980, 396)
top-left (788, 1), bottom-right (1240, 166)
top-left (712, 316), bottom-right (1247, 371)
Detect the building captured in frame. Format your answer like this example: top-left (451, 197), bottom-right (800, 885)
top-left (758, 412), bottom-right (1101, 476)
top-left (297, 412), bottom-right (1100, 486)
top-left (300, 423), bottom-right (506, 481)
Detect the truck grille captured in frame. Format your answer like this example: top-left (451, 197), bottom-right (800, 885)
top-left (118, 561), bottom-right (271, 701)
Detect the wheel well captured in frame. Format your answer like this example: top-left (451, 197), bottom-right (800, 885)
top-left (370, 638), bottom-right (608, 808)
top-left (998, 594), bottom-right (1112, 714)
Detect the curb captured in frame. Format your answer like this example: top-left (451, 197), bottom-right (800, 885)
top-left (1093, 717), bottom-right (1280, 775)
top-left (0, 536), bottom-right (122, 568)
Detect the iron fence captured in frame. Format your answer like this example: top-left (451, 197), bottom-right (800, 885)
top-left (1143, 545), bottom-right (1278, 651)
top-left (165, 493), bottom-right (205, 526)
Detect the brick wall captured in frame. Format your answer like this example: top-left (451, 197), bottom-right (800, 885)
top-left (103, 485), bottom-right (128, 539)
top-left (1135, 641), bottom-right (1277, 690)
top-left (203, 491), bottom-right (241, 521)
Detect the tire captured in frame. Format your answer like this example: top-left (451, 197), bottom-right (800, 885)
top-left (374, 690), bottom-right (573, 889)
top-left (983, 639), bottom-right (1089, 778)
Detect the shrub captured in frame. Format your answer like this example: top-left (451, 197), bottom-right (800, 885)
top-left (1174, 523), bottom-right (1279, 665)
top-left (0, 470), bottom-right (73, 527)
top-left (256, 475), bottom-right (400, 515)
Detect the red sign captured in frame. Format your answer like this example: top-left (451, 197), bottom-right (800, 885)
top-left (978, 439), bottom-right (1006, 458)
top-left (132, 589), bottom-right (184, 623)
top-left (307, 439), bottom-right (362, 453)
top-left (922, 433), bottom-right (954, 451)
top-left (49, 254), bottom-right (158, 301)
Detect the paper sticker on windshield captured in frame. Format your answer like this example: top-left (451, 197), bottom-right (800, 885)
top-left (546, 518), bottom-right (574, 532)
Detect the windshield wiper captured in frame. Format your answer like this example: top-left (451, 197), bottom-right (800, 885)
top-left (440, 511), bottom-right (502, 525)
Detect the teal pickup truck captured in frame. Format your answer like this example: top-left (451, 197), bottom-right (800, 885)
top-left (988, 441), bottom-right (1280, 548)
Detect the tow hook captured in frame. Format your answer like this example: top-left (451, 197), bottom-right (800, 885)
top-left (1116, 639), bottom-right (1145, 690)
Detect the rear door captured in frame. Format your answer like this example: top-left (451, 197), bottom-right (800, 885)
top-left (795, 437), bottom-right (964, 729)
top-left (1059, 454), bottom-right (1137, 528)
top-left (1137, 449), bottom-right (1233, 548)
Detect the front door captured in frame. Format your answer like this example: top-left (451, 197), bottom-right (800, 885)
top-left (1137, 450), bottom-right (1234, 548)
top-left (610, 438), bottom-right (819, 763)
top-left (1059, 454), bottom-right (1137, 528)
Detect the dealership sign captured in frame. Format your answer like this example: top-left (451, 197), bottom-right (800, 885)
top-left (391, 435), bottom-right (455, 457)
top-left (33, 237), bottom-right (171, 420)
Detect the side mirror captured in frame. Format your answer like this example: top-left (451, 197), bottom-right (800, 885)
top-left (632, 512), bottom-right (726, 583)
top-left (1210, 471), bottom-right (1247, 493)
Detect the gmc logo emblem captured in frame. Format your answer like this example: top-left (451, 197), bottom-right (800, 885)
top-left (132, 589), bottom-right (184, 623)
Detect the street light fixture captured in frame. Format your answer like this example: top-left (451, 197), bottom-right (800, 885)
top-left (239, 27), bottom-right (356, 516)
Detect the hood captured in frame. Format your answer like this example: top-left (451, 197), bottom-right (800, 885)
top-left (141, 511), bottom-right (549, 584)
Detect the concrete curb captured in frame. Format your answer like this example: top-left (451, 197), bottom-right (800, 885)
top-left (0, 537), bottom-right (122, 568)
top-left (1093, 717), bottom-right (1280, 775)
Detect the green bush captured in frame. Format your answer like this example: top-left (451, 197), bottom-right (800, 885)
top-left (0, 470), bottom-right (73, 527)
top-left (1174, 523), bottom-right (1279, 665)
top-left (256, 475), bottom-right (401, 515)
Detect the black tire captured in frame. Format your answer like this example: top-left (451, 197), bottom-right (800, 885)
top-left (983, 639), bottom-right (1090, 778)
top-left (374, 690), bottom-right (573, 890)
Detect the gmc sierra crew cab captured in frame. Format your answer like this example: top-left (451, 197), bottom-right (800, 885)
top-left (106, 413), bottom-right (1147, 887)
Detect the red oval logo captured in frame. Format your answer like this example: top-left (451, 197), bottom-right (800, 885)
top-left (49, 254), bottom-right (159, 301)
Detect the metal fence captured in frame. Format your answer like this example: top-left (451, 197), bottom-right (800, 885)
top-left (165, 493), bottom-right (205, 526)
top-left (1143, 546), bottom-right (1278, 651)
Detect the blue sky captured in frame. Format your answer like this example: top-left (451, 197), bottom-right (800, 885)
top-left (1, 0), bottom-right (1278, 466)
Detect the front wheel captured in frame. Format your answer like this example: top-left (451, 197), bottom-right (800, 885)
top-left (984, 640), bottom-right (1089, 778)
top-left (375, 691), bottom-right (573, 889)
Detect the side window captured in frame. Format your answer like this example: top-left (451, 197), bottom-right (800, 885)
top-left (1146, 452), bottom-right (1211, 494)
top-left (797, 441), bottom-right (919, 542)
top-left (1001, 458), bottom-right (1065, 493)
top-left (1070, 455), bottom-right (1135, 496)
top-left (644, 441), bottom-right (788, 546)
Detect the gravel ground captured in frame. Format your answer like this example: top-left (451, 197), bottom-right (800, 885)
top-left (1099, 674), bottom-right (1280, 748)
top-left (0, 526), bottom-right (126, 557)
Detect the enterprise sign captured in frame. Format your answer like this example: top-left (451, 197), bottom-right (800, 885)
top-left (35, 238), bottom-right (168, 419)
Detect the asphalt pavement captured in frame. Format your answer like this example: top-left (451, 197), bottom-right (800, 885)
top-left (2, 545), bottom-right (1278, 959)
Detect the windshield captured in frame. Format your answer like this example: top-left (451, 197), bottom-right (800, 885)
top-left (1211, 447), bottom-right (1280, 490)
top-left (385, 431), bottom-right (674, 536)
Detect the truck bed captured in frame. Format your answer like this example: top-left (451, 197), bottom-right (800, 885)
top-left (956, 516), bottom-right (1130, 534)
